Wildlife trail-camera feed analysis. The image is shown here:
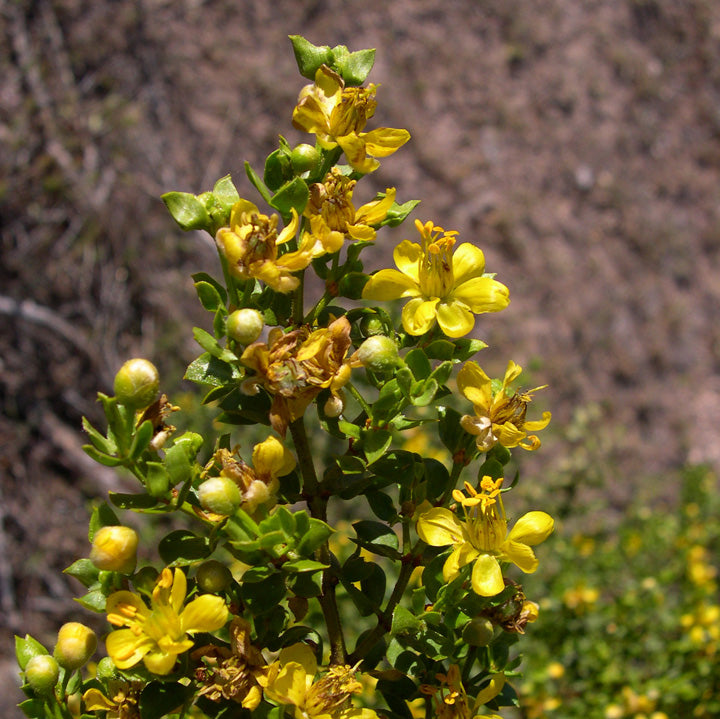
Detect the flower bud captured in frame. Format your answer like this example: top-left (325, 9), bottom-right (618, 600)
top-left (198, 476), bottom-right (242, 516)
top-left (53, 622), bottom-right (97, 670)
top-left (196, 559), bottom-right (233, 594)
top-left (90, 525), bottom-right (138, 574)
top-left (290, 143), bottom-right (320, 174)
top-left (359, 314), bottom-right (385, 337)
top-left (226, 308), bottom-right (264, 345)
top-left (323, 393), bottom-right (344, 418)
top-left (113, 358), bottom-right (160, 410)
top-left (357, 335), bottom-right (400, 373)
top-left (462, 617), bottom-right (495, 646)
top-left (25, 655), bottom-right (59, 694)
top-left (95, 656), bottom-right (118, 681)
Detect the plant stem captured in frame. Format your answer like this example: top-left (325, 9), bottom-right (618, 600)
top-left (346, 382), bottom-right (372, 417)
top-left (289, 417), bottom-right (347, 664)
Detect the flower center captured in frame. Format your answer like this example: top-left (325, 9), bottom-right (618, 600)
top-left (330, 85), bottom-right (377, 136)
top-left (237, 212), bottom-right (279, 266)
top-left (308, 170), bottom-right (356, 232)
top-left (416, 221), bottom-right (457, 298)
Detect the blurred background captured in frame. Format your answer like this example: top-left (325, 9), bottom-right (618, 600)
top-left (2, 0), bottom-right (720, 716)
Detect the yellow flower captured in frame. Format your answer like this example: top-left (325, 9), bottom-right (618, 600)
top-left (216, 201), bottom-right (315, 293)
top-left (458, 360), bottom-right (551, 451)
top-left (262, 643), bottom-right (378, 719)
top-left (83, 681), bottom-right (142, 719)
top-left (305, 168), bottom-right (396, 254)
top-left (416, 478), bottom-right (554, 596)
top-left (419, 664), bottom-right (506, 719)
top-left (241, 315), bottom-right (362, 436)
top-left (105, 567), bottom-right (228, 675)
top-left (362, 220), bottom-right (509, 338)
top-left (292, 65), bottom-right (410, 174)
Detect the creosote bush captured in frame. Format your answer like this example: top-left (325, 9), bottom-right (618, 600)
top-left (16, 36), bottom-right (556, 719)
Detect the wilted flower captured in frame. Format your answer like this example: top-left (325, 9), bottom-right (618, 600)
top-left (419, 664), bottom-right (505, 719)
top-left (194, 618), bottom-right (269, 709)
top-left (241, 316), bottom-right (361, 436)
top-left (106, 567), bottom-right (228, 675)
top-left (216, 201), bottom-right (315, 293)
top-left (458, 360), bottom-right (551, 451)
top-left (362, 220), bottom-right (509, 338)
top-left (83, 681), bottom-right (143, 719)
top-left (292, 65), bottom-right (410, 173)
top-left (305, 168), bottom-right (396, 254)
top-left (262, 643), bottom-right (378, 719)
top-left (416, 478), bottom-right (554, 596)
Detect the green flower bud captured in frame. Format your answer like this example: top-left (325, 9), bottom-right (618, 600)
top-left (357, 335), bottom-right (400, 373)
top-left (90, 525), bottom-right (138, 574)
top-left (25, 655), bottom-right (59, 694)
top-left (198, 476), bottom-right (242, 516)
top-left (95, 656), bottom-right (118, 681)
top-left (462, 617), bottom-right (495, 646)
top-left (226, 308), bottom-right (264, 345)
top-left (53, 622), bottom-right (97, 670)
top-left (195, 559), bottom-right (233, 594)
top-left (290, 143), bottom-right (320, 174)
top-left (113, 358), bottom-right (160, 410)
top-left (359, 315), bottom-right (385, 337)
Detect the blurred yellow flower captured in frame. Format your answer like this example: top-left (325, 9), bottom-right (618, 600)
top-left (419, 664), bottom-right (505, 719)
top-left (417, 478), bottom-right (554, 596)
top-left (305, 168), bottom-right (396, 254)
top-left (458, 360), bottom-right (550, 451)
top-left (292, 65), bottom-right (410, 174)
top-left (216, 201), bottom-right (315, 293)
top-left (106, 567), bottom-right (228, 675)
top-left (262, 643), bottom-right (377, 719)
top-left (362, 220), bottom-right (509, 338)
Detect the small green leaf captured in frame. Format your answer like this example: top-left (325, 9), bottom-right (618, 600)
top-left (363, 428), bottom-right (392, 465)
top-left (410, 378), bottom-right (438, 406)
top-left (269, 177), bottom-right (309, 216)
top-left (452, 338), bottom-right (488, 361)
top-left (88, 503), bottom-right (120, 541)
top-left (63, 559), bottom-right (100, 588)
top-left (352, 520), bottom-right (400, 558)
top-left (140, 681), bottom-right (196, 719)
top-left (163, 443), bottom-right (193, 487)
top-left (185, 352), bottom-right (240, 387)
top-left (158, 530), bottom-right (211, 565)
top-left (108, 492), bottom-right (159, 510)
top-left (81, 416), bottom-right (115, 454)
top-left (74, 589), bottom-right (107, 612)
top-left (366, 490), bottom-right (397, 522)
top-left (283, 559), bottom-right (328, 574)
top-left (405, 348), bottom-right (431, 380)
top-left (192, 327), bottom-right (237, 363)
top-left (424, 339), bottom-right (455, 361)
top-left (337, 272), bottom-right (369, 299)
top-left (161, 192), bottom-right (211, 232)
top-left (212, 175), bottom-right (241, 212)
top-left (145, 461), bottom-right (171, 498)
top-left (296, 518), bottom-right (333, 556)
top-left (264, 148), bottom-right (293, 192)
top-left (129, 419), bottom-right (154, 461)
top-left (82, 444), bottom-right (123, 467)
top-left (382, 199), bottom-right (420, 227)
top-left (15, 635), bottom-right (48, 670)
top-left (336, 48), bottom-right (376, 85)
top-left (194, 281), bottom-right (226, 312)
top-left (392, 606), bottom-right (422, 636)
top-left (289, 35), bottom-right (333, 80)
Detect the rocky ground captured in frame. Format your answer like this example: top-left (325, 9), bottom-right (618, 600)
top-left (2, 0), bottom-right (720, 713)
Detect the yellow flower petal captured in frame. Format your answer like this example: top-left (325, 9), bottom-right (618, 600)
top-left (143, 650), bottom-right (178, 675)
top-left (362, 269), bottom-right (419, 301)
top-left (336, 134), bottom-right (380, 174)
top-left (501, 540), bottom-right (538, 574)
top-left (347, 223), bottom-right (376, 242)
top-left (471, 554), bottom-right (505, 596)
top-left (452, 277), bottom-right (510, 314)
top-left (229, 199), bottom-right (259, 227)
top-left (524, 411), bottom-right (552, 431)
top-left (277, 208), bottom-right (300, 245)
top-left (278, 642), bottom-right (318, 676)
top-left (436, 300), bottom-right (475, 338)
top-left (106, 590), bottom-right (150, 626)
top-left (253, 436), bottom-right (296, 478)
top-left (474, 673), bottom-right (506, 707)
top-left (507, 511), bottom-right (555, 546)
top-left (82, 688), bottom-right (115, 711)
top-left (451, 243), bottom-right (486, 286)
top-left (180, 594), bottom-right (228, 634)
top-left (443, 543), bottom-right (480, 583)
top-left (354, 188), bottom-right (396, 225)
top-left (169, 568), bottom-right (187, 614)
top-left (361, 127), bottom-right (411, 157)
top-left (393, 240), bottom-right (422, 281)
top-left (266, 662), bottom-right (311, 707)
top-left (457, 362), bottom-right (492, 406)
top-left (417, 507), bottom-right (464, 546)
top-left (402, 297), bottom-right (439, 335)
top-left (106, 628), bottom-right (154, 669)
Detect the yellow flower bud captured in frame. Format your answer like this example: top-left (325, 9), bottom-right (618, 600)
top-left (113, 358), bottom-right (160, 410)
top-left (198, 476), bottom-right (242, 516)
top-left (195, 560), bottom-right (233, 594)
top-left (25, 655), bottom-right (59, 694)
top-left (90, 525), bottom-right (138, 574)
top-left (53, 622), bottom-right (97, 670)
top-left (227, 309), bottom-right (265, 345)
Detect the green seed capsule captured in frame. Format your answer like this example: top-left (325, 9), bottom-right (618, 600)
top-left (226, 309), bottom-right (264, 345)
top-left (113, 358), bottom-right (160, 410)
top-left (290, 143), bottom-right (320, 174)
top-left (197, 476), bottom-right (242, 516)
top-left (357, 335), bottom-right (400, 373)
top-left (462, 617), bottom-right (495, 646)
top-left (25, 655), bottom-right (59, 694)
top-left (196, 560), bottom-right (233, 594)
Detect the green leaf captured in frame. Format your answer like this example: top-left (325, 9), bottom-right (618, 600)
top-left (269, 177), bottom-right (309, 216)
top-left (245, 161), bottom-right (273, 206)
top-left (212, 175), bottom-right (241, 213)
top-left (145, 461), bottom-right (171, 498)
top-left (140, 681), bottom-right (196, 719)
top-left (289, 35), bottom-right (333, 80)
top-left (336, 48), bottom-right (376, 85)
top-left (296, 518), bottom-right (334, 556)
top-left (352, 520), bottom-right (401, 558)
top-left (63, 559), bottom-right (100, 588)
top-left (15, 635), bottom-right (48, 670)
top-left (81, 416), bottom-right (115, 454)
top-left (360, 562), bottom-right (386, 608)
top-left (409, 378), bottom-right (438, 406)
top-left (424, 339), bottom-right (455, 361)
top-left (382, 199), bottom-right (420, 227)
top-left (194, 280), bottom-right (226, 312)
top-left (371, 380), bottom-right (405, 423)
top-left (74, 589), bottom-right (107, 612)
top-left (392, 606), bottom-right (422, 636)
top-left (191, 272), bottom-right (228, 303)
top-left (283, 559), bottom-right (329, 574)
top-left (242, 566), bottom-right (276, 583)
top-left (158, 531), bottom-right (211, 565)
top-left (82, 444), bottom-right (123, 467)
top-left (363, 428), bottom-right (392, 465)
top-left (240, 573), bottom-right (287, 614)
top-left (163, 443), bottom-right (193, 487)
top-left (438, 406), bottom-right (475, 457)
top-left (185, 352), bottom-right (240, 387)
top-left (405, 349), bottom-right (431, 380)
top-left (108, 492), bottom-right (159, 510)
top-left (161, 191), bottom-right (211, 232)
top-left (366, 490), bottom-right (397, 522)
top-left (453, 338), bottom-right (488, 361)
top-left (88, 503), bottom-right (120, 541)
top-left (337, 272), bottom-right (369, 299)
top-left (129, 419), bottom-right (154, 461)
top-left (264, 148), bottom-right (293, 192)
top-left (192, 327), bottom-right (237, 363)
